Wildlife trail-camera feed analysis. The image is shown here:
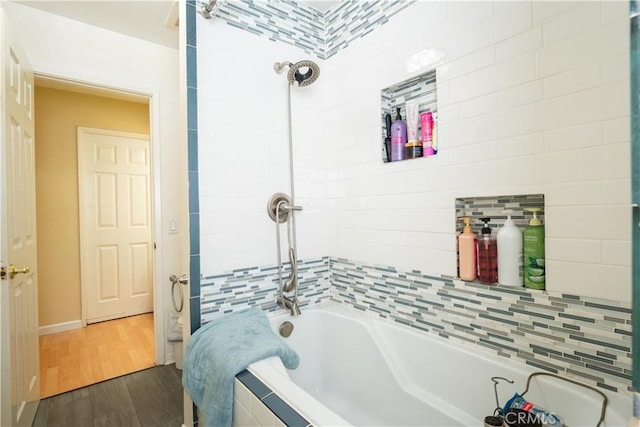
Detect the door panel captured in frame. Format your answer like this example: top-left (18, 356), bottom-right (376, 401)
top-left (130, 243), bottom-right (149, 295)
top-left (97, 245), bottom-right (119, 301)
top-left (128, 175), bottom-right (148, 227)
top-left (96, 173), bottom-right (118, 228)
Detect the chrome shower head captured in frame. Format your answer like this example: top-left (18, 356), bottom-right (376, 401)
top-left (274, 60), bottom-right (320, 87)
top-left (288, 60), bottom-right (320, 87)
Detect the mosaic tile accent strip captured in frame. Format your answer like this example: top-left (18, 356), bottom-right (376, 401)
top-left (203, 0), bottom-right (324, 57)
top-left (329, 257), bottom-right (632, 393)
top-left (199, 0), bottom-right (417, 59)
top-left (324, 0), bottom-right (417, 58)
top-left (200, 256), bottom-right (330, 324)
top-left (456, 194), bottom-right (545, 234)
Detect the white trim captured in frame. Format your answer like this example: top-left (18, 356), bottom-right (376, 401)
top-left (148, 92), bottom-right (166, 366)
top-left (38, 320), bottom-right (82, 336)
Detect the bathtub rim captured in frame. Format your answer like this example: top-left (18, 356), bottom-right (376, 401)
top-left (248, 356), bottom-right (351, 426)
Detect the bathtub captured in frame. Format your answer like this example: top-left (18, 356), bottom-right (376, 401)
top-left (242, 303), bottom-right (630, 426)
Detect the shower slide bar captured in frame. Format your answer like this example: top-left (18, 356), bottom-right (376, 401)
top-left (267, 193), bottom-right (302, 316)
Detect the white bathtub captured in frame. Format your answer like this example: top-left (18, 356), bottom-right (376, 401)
top-left (245, 303), bottom-right (631, 427)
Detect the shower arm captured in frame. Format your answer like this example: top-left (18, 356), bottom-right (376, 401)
top-left (274, 61), bottom-right (292, 74)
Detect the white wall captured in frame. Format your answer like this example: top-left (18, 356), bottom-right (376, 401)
top-left (5, 3), bottom-right (188, 363)
top-left (196, 19), bottom-right (329, 275)
top-left (323, 1), bottom-right (631, 302)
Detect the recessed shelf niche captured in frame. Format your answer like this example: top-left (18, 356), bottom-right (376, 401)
top-left (455, 194), bottom-right (545, 287)
top-left (380, 69), bottom-right (437, 163)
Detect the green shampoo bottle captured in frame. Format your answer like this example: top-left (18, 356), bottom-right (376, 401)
top-left (523, 208), bottom-right (545, 290)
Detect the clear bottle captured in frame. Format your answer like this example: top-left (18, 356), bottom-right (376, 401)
top-left (497, 209), bottom-right (523, 287)
top-left (477, 217), bottom-right (498, 284)
top-left (458, 217), bottom-right (477, 281)
top-left (523, 208), bottom-right (545, 290)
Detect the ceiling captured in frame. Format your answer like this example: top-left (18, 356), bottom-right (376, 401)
top-left (16, 1), bottom-right (179, 49)
top-left (17, 0), bottom-right (341, 50)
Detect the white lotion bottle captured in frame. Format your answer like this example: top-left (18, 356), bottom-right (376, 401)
top-left (497, 209), bottom-right (523, 286)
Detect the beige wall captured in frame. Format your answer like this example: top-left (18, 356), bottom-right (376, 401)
top-left (35, 86), bottom-right (150, 327)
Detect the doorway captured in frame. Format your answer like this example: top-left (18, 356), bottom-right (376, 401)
top-left (34, 78), bottom-right (157, 397)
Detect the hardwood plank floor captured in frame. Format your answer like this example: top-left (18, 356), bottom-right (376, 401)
top-left (33, 364), bottom-right (183, 427)
top-left (39, 313), bottom-right (155, 398)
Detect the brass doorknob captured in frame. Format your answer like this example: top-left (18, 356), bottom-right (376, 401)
top-left (9, 264), bottom-right (30, 279)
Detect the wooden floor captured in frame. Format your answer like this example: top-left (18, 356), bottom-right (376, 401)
top-left (33, 364), bottom-right (183, 427)
top-left (39, 313), bottom-right (156, 398)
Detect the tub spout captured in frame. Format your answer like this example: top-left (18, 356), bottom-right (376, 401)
top-left (277, 295), bottom-right (301, 316)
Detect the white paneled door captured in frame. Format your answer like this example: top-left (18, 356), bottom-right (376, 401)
top-left (0, 6), bottom-right (40, 426)
top-left (77, 128), bottom-right (153, 324)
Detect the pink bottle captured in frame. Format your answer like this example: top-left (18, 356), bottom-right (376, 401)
top-left (420, 111), bottom-right (435, 156)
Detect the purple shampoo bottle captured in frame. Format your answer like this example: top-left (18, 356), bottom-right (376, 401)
top-left (390, 107), bottom-right (407, 161)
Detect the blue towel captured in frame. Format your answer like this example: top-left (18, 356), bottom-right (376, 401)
top-left (182, 307), bottom-right (299, 427)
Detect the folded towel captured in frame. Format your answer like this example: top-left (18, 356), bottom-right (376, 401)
top-left (182, 307), bottom-right (299, 427)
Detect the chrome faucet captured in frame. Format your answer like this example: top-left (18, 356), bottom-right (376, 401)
top-left (277, 294), bottom-right (301, 316)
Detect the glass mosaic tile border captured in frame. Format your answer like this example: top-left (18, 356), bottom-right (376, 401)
top-left (198, 253), bottom-right (630, 394)
top-left (200, 256), bottom-right (330, 324)
top-left (456, 194), bottom-right (546, 234)
top-left (211, 0), bottom-right (324, 57)
top-left (329, 257), bottom-right (632, 394)
top-left (199, 0), bottom-right (417, 59)
top-left (323, 0), bottom-right (417, 58)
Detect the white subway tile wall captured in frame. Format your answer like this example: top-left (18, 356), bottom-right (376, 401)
top-left (322, 0), bottom-right (630, 301)
top-left (194, 0), bottom-right (632, 397)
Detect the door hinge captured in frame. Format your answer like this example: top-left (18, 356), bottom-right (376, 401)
top-left (154, 242), bottom-right (157, 250)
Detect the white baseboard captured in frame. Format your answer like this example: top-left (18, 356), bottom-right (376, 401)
top-left (39, 320), bottom-right (82, 335)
